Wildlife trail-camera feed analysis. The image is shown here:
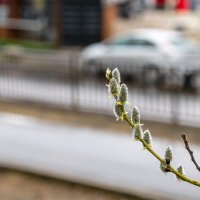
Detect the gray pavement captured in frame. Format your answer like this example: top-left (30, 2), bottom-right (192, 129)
top-left (0, 113), bottom-right (199, 200)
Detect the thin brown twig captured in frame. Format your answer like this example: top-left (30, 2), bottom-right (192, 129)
top-left (181, 133), bottom-right (200, 172)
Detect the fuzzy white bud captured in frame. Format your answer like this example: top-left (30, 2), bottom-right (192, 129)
top-left (176, 164), bottom-right (185, 181)
top-left (108, 77), bottom-right (120, 97)
top-left (133, 124), bottom-right (142, 140)
top-left (113, 104), bottom-right (124, 121)
top-left (165, 146), bottom-right (173, 164)
top-left (118, 83), bottom-right (128, 104)
top-left (106, 68), bottom-right (112, 81)
top-left (112, 68), bottom-right (121, 84)
top-left (160, 161), bottom-right (168, 174)
top-left (131, 106), bottom-right (140, 125)
top-left (143, 129), bottom-right (152, 147)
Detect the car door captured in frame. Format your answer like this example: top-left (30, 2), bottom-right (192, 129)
top-left (129, 38), bottom-right (164, 65)
top-left (104, 36), bottom-right (132, 60)
top-left (105, 37), bottom-right (162, 66)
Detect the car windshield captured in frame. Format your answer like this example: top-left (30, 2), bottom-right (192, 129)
top-left (106, 36), bottom-right (130, 45)
top-left (171, 37), bottom-right (198, 53)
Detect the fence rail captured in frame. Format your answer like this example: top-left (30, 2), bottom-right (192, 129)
top-left (0, 49), bottom-right (200, 127)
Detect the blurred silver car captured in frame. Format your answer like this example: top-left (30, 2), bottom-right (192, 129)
top-left (81, 28), bottom-right (200, 87)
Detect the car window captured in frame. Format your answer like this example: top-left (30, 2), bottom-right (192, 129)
top-left (108, 37), bottom-right (156, 48)
top-left (128, 39), bottom-right (156, 47)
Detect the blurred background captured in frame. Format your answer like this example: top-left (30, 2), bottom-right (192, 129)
top-left (0, 0), bottom-right (200, 200)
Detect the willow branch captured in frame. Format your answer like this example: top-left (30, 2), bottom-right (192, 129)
top-left (181, 133), bottom-right (200, 172)
top-left (106, 67), bottom-right (200, 187)
top-left (124, 113), bottom-right (200, 187)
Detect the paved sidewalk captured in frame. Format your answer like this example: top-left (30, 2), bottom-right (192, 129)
top-left (0, 113), bottom-right (199, 200)
top-left (0, 169), bottom-right (143, 200)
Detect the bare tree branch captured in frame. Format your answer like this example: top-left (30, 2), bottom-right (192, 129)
top-left (181, 133), bottom-right (200, 172)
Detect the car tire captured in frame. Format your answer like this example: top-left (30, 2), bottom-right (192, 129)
top-left (142, 65), bottom-right (160, 87)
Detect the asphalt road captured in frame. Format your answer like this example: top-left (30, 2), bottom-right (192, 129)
top-left (0, 113), bottom-right (199, 200)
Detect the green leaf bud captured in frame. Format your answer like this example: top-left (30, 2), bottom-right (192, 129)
top-left (113, 104), bottom-right (124, 121)
top-left (143, 129), bottom-right (152, 147)
top-left (176, 164), bottom-right (185, 181)
top-left (118, 83), bottom-right (128, 105)
top-left (106, 68), bottom-right (112, 81)
top-left (112, 68), bottom-right (121, 84)
top-left (108, 77), bottom-right (120, 97)
top-left (131, 106), bottom-right (140, 125)
top-left (132, 124), bottom-right (142, 140)
top-left (165, 146), bottom-right (173, 164)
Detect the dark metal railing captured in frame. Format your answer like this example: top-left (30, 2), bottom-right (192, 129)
top-left (0, 49), bottom-right (200, 127)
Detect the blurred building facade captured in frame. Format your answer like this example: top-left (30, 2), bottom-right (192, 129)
top-left (0, 0), bottom-right (126, 46)
top-left (0, 0), bottom-right (199, 46)
top-left (0, 0), bottom-right (54, 40)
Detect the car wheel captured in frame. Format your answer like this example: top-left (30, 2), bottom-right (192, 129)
top-left (96, 68), bottom-right (105, 80)
top-left (183, 73), bottom-right (196, 91)
top-left (142, 65), bottom-right (160, 87)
